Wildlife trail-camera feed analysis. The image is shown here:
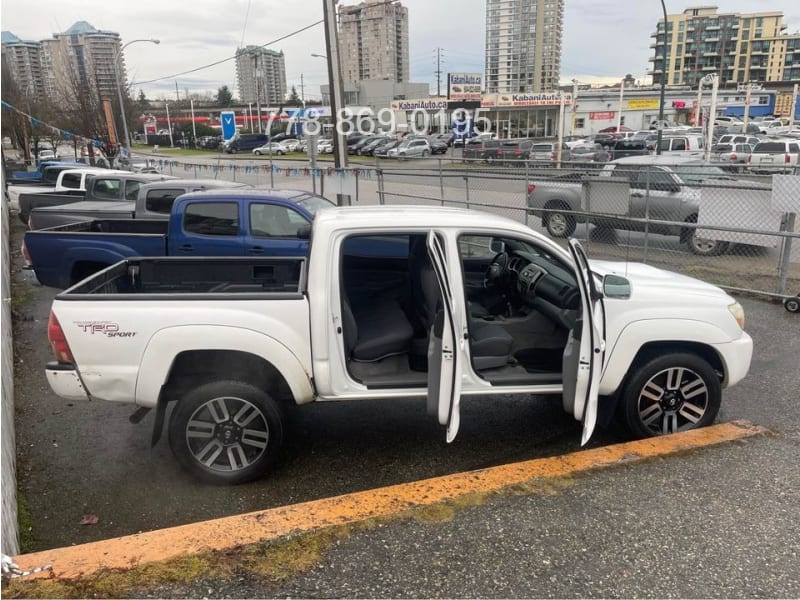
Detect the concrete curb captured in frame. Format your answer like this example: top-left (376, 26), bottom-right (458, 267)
top-left (12, 420), bottom-right (768, 581)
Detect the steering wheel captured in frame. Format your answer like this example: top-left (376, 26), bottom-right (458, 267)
top-left (484, 252), bottom-right (509, 287)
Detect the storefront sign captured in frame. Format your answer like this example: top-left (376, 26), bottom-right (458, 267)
top-left (590, 111), bottom-right (615, 120)
top-left (390, 99), bottom-right (449, 111)
top-left (483, 93), bottom-right (571, 107)
top-left (448, 73), bottom-right (482, 101)
top-left (774, 93), bottom-right (793, 116)
top-left (627, 98), bottom-right (660, 110)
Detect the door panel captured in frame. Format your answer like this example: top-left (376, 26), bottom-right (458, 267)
top-left (243, 203), bottom-right (308, 256)
top-left (565, 239), bottom-right (605, 445)
top-left (425, 231), bottom-right (463, 443)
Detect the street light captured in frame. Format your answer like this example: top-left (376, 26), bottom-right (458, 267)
top-left (114, 38), bottom-right (160, 161)
top-left (655, 0), bottom-right (668, 155)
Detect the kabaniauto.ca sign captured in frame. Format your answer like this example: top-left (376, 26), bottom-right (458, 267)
top-left (390, 99), bottom-right (449, 111)
top-left (448, 73), bottom-right (482, 101)
top-left (482, 93), bottom-right (572, 107)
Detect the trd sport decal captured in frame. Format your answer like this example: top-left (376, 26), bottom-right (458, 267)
top-left (74, 321), bottom-right (137, 338)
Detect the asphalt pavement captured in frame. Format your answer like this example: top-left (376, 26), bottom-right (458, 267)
top-left (7, 190), bottom-right (800, 596)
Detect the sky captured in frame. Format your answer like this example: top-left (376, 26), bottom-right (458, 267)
top-left (2, 0), bottom-right (799, 101)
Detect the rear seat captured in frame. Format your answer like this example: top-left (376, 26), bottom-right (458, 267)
top-left (342, 294), bottom-right (413, 362)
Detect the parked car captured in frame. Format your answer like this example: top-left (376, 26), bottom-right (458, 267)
top-left (526, 155), bottom-right (756, 256)
top-left (747, 139), bottom-right (800, 172)
top-left (253, 142), bottom-right (285, 156)
top-left (562, 135), bottom-right (590, 149)
top-left (710, 143), bottom-right (753, 169)
top-left (757, 120), bottom-right (791, 136)
top-left (357, 136), bottom-right (392, 156)
top-left (37, 149), bottom-right (57, 162)
top-left (657, 134), bottom-right (705, 156)
top-left (196, 135), bottom-right (223, 150)
top-left (610, 139), bottom-right (650, 160)
top-left (279, 139), bottom-right (301, 153)
top-left (463, 139), bottom-right (501, 162)
top-left (496, 139), bottom-right (534, 166)
top-left (425, 136), bottom-right (449, 155)
top-left (598, 126), bottom-right (634, 134)
top-left (387, 138), bottom-right (432, 159)
top-left (316, 139), bottom-right (334, 154)
top-left (717, 134), bottom-right (761, 147)
top-left (528, 142), bottom-right (572, 163)
top-left (570, 144), bottom-right (610, 165)
top-left (631, 131), bottom-right (659, 151)
top-left (714, 116), bottom-right (743, 128)
top-left (223, 133), bottom-right (270, 153)
top-left (373, 140), bottom-right (400, 158)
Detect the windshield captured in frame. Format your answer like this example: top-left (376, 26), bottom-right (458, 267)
top-left (672, 164), bottom-right (730, 183)
top-left (297, 195), bottom-right (336, 214)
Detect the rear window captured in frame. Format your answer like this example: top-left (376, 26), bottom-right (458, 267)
top-left (712, 144), bottom-right (734, 152)
top-left (93, 178), bottom-right (121, 199)
top-left (145, 188), bottom-right (184, 214)
top-left (532, 144), bottom-right (553, 152)
top-left (183, 202), bottom-right (239, 236)
top-left (753, 142), bottom-right (786, 153)
top-left (61, 173), bottom-right (83, 189)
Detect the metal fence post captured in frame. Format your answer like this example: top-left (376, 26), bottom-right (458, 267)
top-left (643, 166), bottom-right (651, 264)
top-left (194, 164), bottom-right (198, 178)
top-left (777, 212), bottom-right (796, 296)
top-left (464, 175), bottom-right (470, 209)
top-left (439, 157), bottom-right (444, 206)
top-left (377, 168), bottom-right (385, 205)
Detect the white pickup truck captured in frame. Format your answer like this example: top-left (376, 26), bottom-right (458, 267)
top-left (44, 206), bottom-right (753, 484)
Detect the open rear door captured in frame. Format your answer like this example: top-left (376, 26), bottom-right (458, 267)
top-left (564, 239), bottom-right (605, 445)
top-left (425, 231), bottom-right (464, 443)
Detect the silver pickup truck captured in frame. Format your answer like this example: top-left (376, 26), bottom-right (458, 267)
top-left (28, 179), bottom-right (250, 229)
top-left (526, 155), bottom-right (766, 256)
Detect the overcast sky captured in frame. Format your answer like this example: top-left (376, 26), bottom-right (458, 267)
top-left (2, 0), bottom-right (799, 100)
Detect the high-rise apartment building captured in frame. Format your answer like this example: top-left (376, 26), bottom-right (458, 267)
top-left (235, 47), bottom-right (287, 105)
top-left (650, 6), bottom-right (800, 86)
top-left (338, 0), bottom-right (409, 83)
top-left (485, 0), bottom-right (564, 94)
top-left (2, 22), bottom-right (123, 101)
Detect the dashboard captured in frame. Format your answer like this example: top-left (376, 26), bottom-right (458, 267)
top-left (507, 251), bottom-right (580, 329)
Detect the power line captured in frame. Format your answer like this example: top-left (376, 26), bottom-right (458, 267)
top-left (132, 19), bottom-right (324, 86)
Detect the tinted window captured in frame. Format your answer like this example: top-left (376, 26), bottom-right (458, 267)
top-left (532, 144), bottom-right (553, 152)
top-left (672, 139), bottom-right (687, 151)
top-left (183, 202), bottom-right (239, 236)
top-left (61, 173), bottom-right (83, 189)
top-left (145, 188), bottom-right (184, 214)
top-left (637, 167), bottom-right (676, 190)
top-left (297, 195), bottom-right (336, 214)
top-left (125, 180), bottom-right (141, 201)
top-left (754, 142), bottom-right (785, 153)
top-left (92, 178), bottom-right (121, 199)
top-left (249, 204), bottom-right (303, 237)
top-left (789, 144), bottom-right (800, 153)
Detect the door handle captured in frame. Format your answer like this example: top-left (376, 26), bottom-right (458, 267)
top-left (248, 247), bottom-right (264, 254)
top-left (179, 244), bottom-right (194, 251)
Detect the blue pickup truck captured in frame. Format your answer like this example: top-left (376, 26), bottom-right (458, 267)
top-left (23, 189), bottom-right (336, 288)
top-left (9, 160), bottom-right (85, 183)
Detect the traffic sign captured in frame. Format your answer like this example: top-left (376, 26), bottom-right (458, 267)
top-left (220, 111), bottom-right (236, 141)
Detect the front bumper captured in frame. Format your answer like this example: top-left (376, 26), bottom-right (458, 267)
top-left (712, 332), bottom-right (754, 389)
top-left (45, 362), bottom-right (90, 401)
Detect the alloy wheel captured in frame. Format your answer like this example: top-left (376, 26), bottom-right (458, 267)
top-left (637, 367), bottom-right (709, 435)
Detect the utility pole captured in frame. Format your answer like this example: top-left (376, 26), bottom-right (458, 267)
top-left (175, 81), bottom-right (180, 103)
top-left (616, 78), bottom-right (625, 132)
top-left (570, 78), bottom-right (579, 135)
top-left (742, 80), bottom-right (753, 132)
top-left (434, 47), bottom-right (444, 97)
top-left (655, 0), bottom-right (668, 155)
top-left (789, 82), bottom-right (799, 131)
top-left (322, 0), bottom-right (348, 181)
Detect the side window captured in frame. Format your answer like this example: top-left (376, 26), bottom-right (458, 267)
top-left (125, 180), bottom-right (141, 201)
top-left (61, 173), bottom-right (83, 189)
top-left (183, 202), bottom-right (239, 236)
top-left (611, 166), bottom-right (641, 187)
top-left (789, 143), bottom-right (800, 154)
top-left (145, 188), bottom-right (183, 214)
top-left (249, 203), bottom-right (303, 237)
top-left (93, 178), bottom-right (121, 199)
top-left (672, 138), bottom-right (687, 151)
top-left (638, 167), bottom-right (676, 191)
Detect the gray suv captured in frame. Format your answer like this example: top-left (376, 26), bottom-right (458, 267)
top-left (387, 138), bottom-right (432, 159)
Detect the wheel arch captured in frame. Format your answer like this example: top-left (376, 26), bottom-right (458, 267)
top-left (601, 322), bottom-right (730, 397)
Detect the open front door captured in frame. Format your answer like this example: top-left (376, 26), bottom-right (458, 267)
top-left (563, 239), bottom-right (605, 445)
top-left (425, 231), bottom-right (464, 443)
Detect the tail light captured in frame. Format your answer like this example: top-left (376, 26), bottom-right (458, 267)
top-left (730, 154), bottom-right (737, 161)
top-left (21, 242), bottom-right (32, 266)
top-left (551, 151), bottom-right (556, 160)
top-left (747, 155), bottom-right (752, 163)
top-left (48, 312), bottom-right (75, 364)
top-left (527, 184), bottom-right (536, 194)
top-left (786, 154), bottom-right (791, 164)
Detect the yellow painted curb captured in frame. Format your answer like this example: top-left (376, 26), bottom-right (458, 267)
top-left (13, 420), bottom-right (768, 581)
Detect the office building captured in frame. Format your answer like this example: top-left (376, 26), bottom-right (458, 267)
top-left (650, 6), bottom-right (800, 86)
top-left (235, 46), bottom-right (287, 105)
top-left (485, 0), bottom-right (564, 94)
top-left (1, 31), bottom-right (45, 101)
top-left (338, 0), bottom-right (410, 83)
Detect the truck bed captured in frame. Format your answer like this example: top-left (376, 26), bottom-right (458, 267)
top-left (64, 257), bottom-right (307, 298)
top-left (29, 201), bottom-right (137, 230)
top-left (18, 190), bottom-right (87, 223)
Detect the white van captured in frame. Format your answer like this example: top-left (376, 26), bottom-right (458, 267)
top-left (657, 134), bottom-right (705, 156)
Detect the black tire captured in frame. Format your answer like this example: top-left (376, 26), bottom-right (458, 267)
top-left (784, 296), bottom-right (800, 314)
top-left (168, 380), bottom-right (284, 485)
top-left (684, 215), bottom-right (729, 256)
top-left (543, 202), bottom-right (576, 238)
top-left (620, 352), bottom-right (721, 439)
top-left (421, 150), bottom-right (429, 157)
top-left (254, 151), bottom-right (262, 155)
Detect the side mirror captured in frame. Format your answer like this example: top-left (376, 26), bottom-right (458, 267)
top-left (603, 274), bottom-right (631, 299)
top-left (490, 239), bottom-right (505, 254)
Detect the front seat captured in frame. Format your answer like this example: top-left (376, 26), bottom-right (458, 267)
top-left (409, 236), bottom-right (513, 371)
